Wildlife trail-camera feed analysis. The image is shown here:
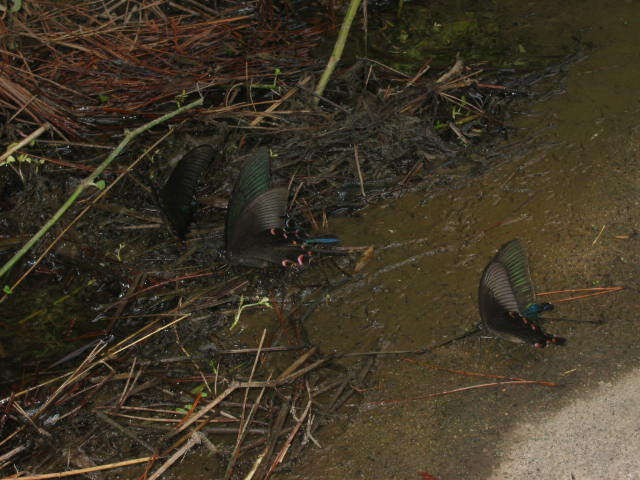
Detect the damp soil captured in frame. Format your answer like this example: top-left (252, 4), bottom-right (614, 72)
top-left (275, 1), bottom-right (640, 479)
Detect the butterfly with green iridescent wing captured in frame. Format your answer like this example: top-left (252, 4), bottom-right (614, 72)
top-left (478, 239), bottom-right (566, 348)
top-left (225, 148), bottom-right (340, 268)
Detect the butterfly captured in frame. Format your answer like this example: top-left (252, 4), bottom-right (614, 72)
top-left (225, 148), bottom-right (339, 268)
top-left (478, 239), bottom-right (565, 347)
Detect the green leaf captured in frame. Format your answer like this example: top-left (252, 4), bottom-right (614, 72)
top-left (0, 155), bottom-right (16, 167)
top-left (93, 180), bottom-right (106, 190)
top-left (3, 285), bottom-right (13, 295)
top-left (10, 0), bottom-right (22, 13)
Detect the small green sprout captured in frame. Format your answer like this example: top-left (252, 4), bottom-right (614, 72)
top-left (251, 68), bottom-right (282, 91)
top-left (230, 295), bottom-right (272, 330)
top-left (115, 243), bottom-right (125, 262)
top-left (3, 285), bottom-right (13, 295)
top-left (0, 148), bottom-right (43, 167)
top-left (175, 89), bottom-right (188, 107)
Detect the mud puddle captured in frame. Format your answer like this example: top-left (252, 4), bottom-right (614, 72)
top-left (274, 1), bottom-right (640, 478)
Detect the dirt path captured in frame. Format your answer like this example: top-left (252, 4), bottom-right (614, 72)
top-left (280, 1), bottom-right (640, 478)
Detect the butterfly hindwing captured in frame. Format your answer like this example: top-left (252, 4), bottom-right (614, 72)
top-left (227, 188), bottom-right (288, 251)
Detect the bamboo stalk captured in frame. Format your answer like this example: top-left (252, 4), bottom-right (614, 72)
top-left (313, 0), bottom-right (362, 102)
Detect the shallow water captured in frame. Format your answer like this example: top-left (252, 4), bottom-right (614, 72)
top-left (276, 1), bottom-right (640, 478)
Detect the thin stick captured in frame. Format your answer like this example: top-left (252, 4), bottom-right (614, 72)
top-left (225, 382), bottom-right (268, 479)
top-left (95, 412), bottom-right (155, 453)
top-left (265, 394), bottom-right (312, 478)
top-left (250, 76), bottom-right (311, 126)
top-left (31, 340), bottom-right (107, 423)
top-left (537, 286), bottom-right (623, 303)
top-left (353, 144), bottom-right (367, 201)
top-left (0, 98), bottom-right (202, 284)
top-left (231, 330), bottom-right (267, 474)
top-left (0, 122), bottom-right (50, 163)
top-left (1, 456), bottom-right (154, 480)
top-left (314, 0), bottom-right (363, 101)
top-left (295, 82), bottom-right (350, 113)
top-left (0, 445), bottom-right (26, 464)
top-left (338, 348), bottom-right (429, 358)
top-left (552, 289), bottom-right (624, 303)
top-left (537, 287), bottom-right (622, 295)
top-left (364, 381), bottom-right (553, 408)
top-left (147, 432), bottom-right (201, 480)
top-left (107, 314), bottom-right (191, 358)
top-left (278, 347), bottom-right (317, 380)
top-left (172, 385), bottom-right (238, 435)
top-left (592, 224), bottom-right (606, 245)
top-left (404, 358), bottom-right (558, 387)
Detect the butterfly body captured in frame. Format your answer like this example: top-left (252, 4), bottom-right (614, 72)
top-left (225, 148), bottom-right (340, 268)
top-left (478, 240), bottom-right (565, 348)
top-left (522, 302), bottom-right (554, 320)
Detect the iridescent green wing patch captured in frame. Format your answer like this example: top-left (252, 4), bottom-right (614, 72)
top-left (494, 239), bottom-right (535, 312)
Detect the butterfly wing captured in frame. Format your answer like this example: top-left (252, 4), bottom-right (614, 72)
top-left (494, 239), bottom-right (536, 312)
top-left (479, 261), bottom-right (565, 347)
top-left (227, 188), bottom-right (294, 266)
top-left (160, 145), bottom-right (216, 238)
top-left (225, 148), bottom-right (271, 244)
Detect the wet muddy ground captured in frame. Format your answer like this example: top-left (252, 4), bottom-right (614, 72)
top-left (276, 1), bottom-right (640, 478)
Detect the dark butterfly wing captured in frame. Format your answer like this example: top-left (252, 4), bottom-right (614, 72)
top-left (160, 145), bottom-right (216, 238)
top-left (479, 261), bottom-right (520, 317)
top-left (479, 261), bottom-right (565, 347)
top-left (494, 239), bottom-right (536, 312)
top-left (227, 229), bottom-right (309, 268)
top-left (225, 148), bottom-right (271, 243)
top-left (226, 188), bottom-right (291, 266)
top-left (228, 188), bottom-right (288, 247)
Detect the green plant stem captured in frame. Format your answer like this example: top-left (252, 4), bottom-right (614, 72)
top-left (0, 98), bottom-right (203, 281)
top-left (313, 0), bottom-right (362, 103)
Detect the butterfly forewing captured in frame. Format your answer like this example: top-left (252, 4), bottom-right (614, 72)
top-left (225, 148), bottom-right (271, 239)
top-left (494, 239), bottom-right (536, 311)
top-left (160, 144), bottom-right (216, 238)
top-left (479, 260), bottom-right (520, 322)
